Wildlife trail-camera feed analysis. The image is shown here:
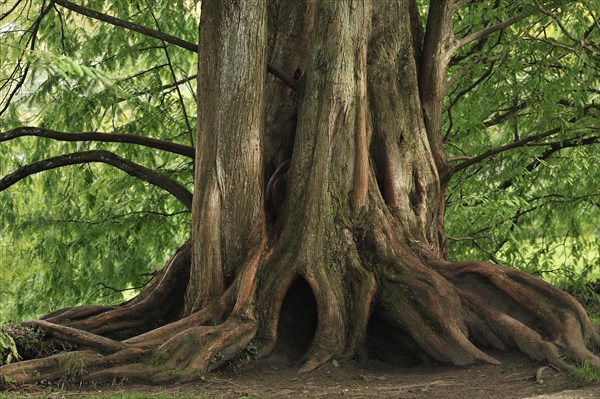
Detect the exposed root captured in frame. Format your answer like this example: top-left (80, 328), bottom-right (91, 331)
top-left (2, 227), bottom-right (599, 387)
top-left (1, 297), bottom-right (254, 385)
top-left (0, 240), bottom-right (266, 386)
top-left (0, 349), bottom-right (147, 385)
top-left (428, 258), bottom-right (600, 369)
top-left (378, 269), bottom-right (501, 366)
top-left (28, 320), bottom-right (126, 354)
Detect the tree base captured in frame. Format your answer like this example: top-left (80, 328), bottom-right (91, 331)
top-left (1, 237), bottom-right (599, 387)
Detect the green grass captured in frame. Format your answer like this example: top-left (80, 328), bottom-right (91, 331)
top-left (570, 361), bottom-right (600, 385)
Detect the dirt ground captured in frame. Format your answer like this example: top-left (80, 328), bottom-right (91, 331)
top-left (2, 351), bottom-right (599, 398)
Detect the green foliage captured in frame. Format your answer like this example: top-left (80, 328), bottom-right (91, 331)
top-left (0, 329), bottom-right (19, 365)
top-left (570, 361), bottom-right (600, 385)
top-left (445, 0), bottom-right (600, 290)
top-left (0, 324), bottom-right (48, 364)
top-left (0, 0), bottom-right (196, 323)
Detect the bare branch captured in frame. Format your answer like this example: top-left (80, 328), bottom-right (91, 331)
top-left (447, 155), bottom-right (472, 162)
top-left (0, 0), bottom-right (23, 21)
top-left (36, 210), bottom-right (189, 226)
top-left (146, 8), bottom-right (195, 146)
top-left (455, 1), bottom-right (563, 49)
top-left (267, 64), bottom-right (301, 92)
top-left (0, 127), bottom-right (195, 158)
top-left (53, 0), bottom-right (198, 53)
top-left (0, 150), bottom-right (192, 210)
top-left (457, 12), bottom-right (530, 49)
top-left (157, 75), bottom-right (196, 94)
top-left (483, 103), bottom-right (528, 127)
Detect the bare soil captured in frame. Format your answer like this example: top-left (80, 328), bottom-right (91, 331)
top-left (3, 351), bottom-right (599, 398)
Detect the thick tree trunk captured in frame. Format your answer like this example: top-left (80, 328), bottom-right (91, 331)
top-left (1, 0), bottom-right (599, 386)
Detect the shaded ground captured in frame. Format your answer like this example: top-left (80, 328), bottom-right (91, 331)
top-left (2, 351), bottom-right (599, 398)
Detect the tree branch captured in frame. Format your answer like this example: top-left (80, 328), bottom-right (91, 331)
top-left (266, 64), bottom-right (300, 92)
top-left (448, 126), bottom-right (562, 175)
top-left (34, 210), bottom-right (189, 226)
top-left (483, 103), bottom-right (528, 127)
top-left (499, 135), bottom-right (600, 190)
top-left (448, 102), bottom-right (598, 177)
top-left (456, 12), bottom-right (530, 49)
top-left (53, 0), bottom-right (198, 53)
top-left (420, 0), bottom-right (456, 174)
top-left (0, 1), bottom-right (54, 116)
top-left (0, 150), bottom-right (192, 210)
top-left (0, 127), bottom-right (195, 158)
top-left (52, 0), bottom-right (299, 92)
top-left (0, 0), bottom-right (23, 21)
top-left (147, 6), bottom-right (195, 146)
top-left (455, 1), bottom-right (563, 49)
top-left (534, 0), bottom-right (600, 58)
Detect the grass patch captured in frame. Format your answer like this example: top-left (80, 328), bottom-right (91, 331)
top-left (570, 361), bottom-right (600, 385)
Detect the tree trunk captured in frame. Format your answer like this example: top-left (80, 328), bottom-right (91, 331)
top-left (1, 0), bottom-right (599, 386)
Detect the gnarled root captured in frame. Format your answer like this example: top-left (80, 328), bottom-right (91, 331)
top-left (1, 294), bottom-right (255, 385)
top-left (2, 231), bottom-right (599, 387)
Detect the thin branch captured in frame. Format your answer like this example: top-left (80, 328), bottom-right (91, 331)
top-left (448, 126), bottom-right (562, 175)
top-left (534, 0), bottom-right (600, 57)
top-left (457, 13), bottom-right (529, 49)
top-left (122, 63), bottom-right (168, 83)
top-left (483, 103), bottom-right (528, 127)
top-left (52, 0), bottom-right (298, 92)
top-left (447, 156), bottom-right (472, 162)
top-left (526, 134), bottom-right (600, 147)
top-left (445, 50), bottom-right (505, 109)
top-left (33, 210), bottom-right (189, 226)
top-left (499, 135), bottom-right (600, 190)
top-left (147, 7), bottom-right (194, 146)
top-left (0, 1), bottom-right (54, 116)
top-left (157, 75), bottom-right (196, 94)
top-left (267, 64), bottom-right (300, 92)
top-left (455, 2), bottom-right (562, 50)
top-left (0, 127), bottom-right (195, 158)
top-left (0, 150), bottom-right (192, 210)
top-left (0, 0), bottom-right (24, 21)
top-left (447, 235), bottom-right (483, 241)
top-left (53, 0), bottom-right (198, 52)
